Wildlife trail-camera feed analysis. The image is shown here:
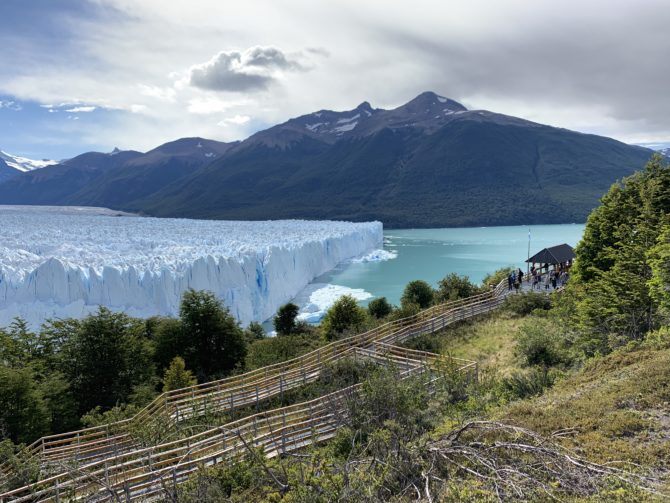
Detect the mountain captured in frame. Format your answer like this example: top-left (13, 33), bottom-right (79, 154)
top-left (0, 94), bottom-right (655, 227)
top-left (0, 149), bottom-right (58, 173)
top-left (0, 150), bottom-right (58, 183)
top-left (138, 92), bottom-right (654, 227)
top-left (0, 138), bottom-right (236, 207)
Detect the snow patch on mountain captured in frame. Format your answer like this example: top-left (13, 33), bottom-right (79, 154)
top-left (333, 122), bottom-right (358, 133)
top-left (0, 150), bottom-right (58, 172)
top-left (0, 206), bottom-right (382, 327)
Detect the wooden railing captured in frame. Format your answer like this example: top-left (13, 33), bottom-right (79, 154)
top-left (0, 344), bottom-right (475, 503)
top-left (0, 279), bottom-right (508, 500)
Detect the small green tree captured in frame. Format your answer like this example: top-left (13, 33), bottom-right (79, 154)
top-left (243, 322), bottom-right (267, 344)
top-left (61, 307), bottom-right (154, 415)
top-left (368, 297), bottom-right (392, 319)
top-left (482, 267), bottom-right (514, 289)
top-left (321, 295), bottom-right (367, 340)
top-left (436, 273), bottom-right (481, 302)
top-left (648, 225), bottom-right (670, 321)
top-left (0, 365), bottom-right (49, 443)
top-left (273, 303), bottom-right (300, 336)
top-left (179, 290), bottom-right (247, 380)
top-left (162, 356), bottom-right (197, 392)
top-left (401, 280), bottom-right (434, 309)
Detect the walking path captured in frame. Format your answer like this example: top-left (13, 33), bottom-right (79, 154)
top-left (1, 279), bottom-right (511, 502)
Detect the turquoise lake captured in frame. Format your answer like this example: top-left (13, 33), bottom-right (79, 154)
top-left (310, 223), bottom-right (585, 307)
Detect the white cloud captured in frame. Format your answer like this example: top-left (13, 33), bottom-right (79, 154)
top-left (1, 0), bottom-right (670, 155)
top-left (0, 100), bottom-right (22, 111)
top-left (218, 115), bottom-right (251, 126)
top-left (138, 84), bottom-right (176, 102)
top-left (64, 106), bottom-right (96, 113)
top-left (187, 97), bottom-right (250, 115)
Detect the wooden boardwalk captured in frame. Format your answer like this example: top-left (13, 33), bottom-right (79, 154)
top-left (0, 280), bottom-right (508, 502)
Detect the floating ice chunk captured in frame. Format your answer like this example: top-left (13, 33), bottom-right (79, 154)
top-left (294, 283), bottom-right (373, 323)
top-left (349, 249), bottom-right (398, 263)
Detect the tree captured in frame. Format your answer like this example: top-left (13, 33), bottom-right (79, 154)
top-left (0, 366), bottom-right (49, 443)
top-left (162, 356), bottom-right (197, 392)
top-left (321, 295), bottom-right (367, 340)
top-left (648, 225), bottom-right (670, 321)
top-left (368, 297), bottom-right (392, 319)
top-left (436, 273), bottom-right (481, 302)
top-left (179, 289), bottom-right (247, 380)
top-left (153, 317), bottom-right (185, 372)
top-left (244, 321), bottom-right (267, 344)
top-left (401, 280), bottom-right (434, 309)
top-left (61, 307), bottom-right (154, 415)
top-left (273, 303), bottom-right (300, 336)
top-left (565, 154), bottom-right (670, 354)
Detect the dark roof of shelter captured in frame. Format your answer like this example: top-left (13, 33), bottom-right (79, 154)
top-left (526, 243), bottom-right (575, 265)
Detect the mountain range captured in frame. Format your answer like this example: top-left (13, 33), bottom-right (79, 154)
top-left (0, 92), bottom-right (657, 227)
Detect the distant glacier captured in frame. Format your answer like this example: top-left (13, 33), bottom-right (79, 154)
top-left (0, 206), bottom-right (382, 327)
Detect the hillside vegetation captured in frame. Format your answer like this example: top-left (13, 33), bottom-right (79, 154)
top-left (1, 155), bottom-right (669, 501)
top-left (169, 154), bottom-right (670, 501)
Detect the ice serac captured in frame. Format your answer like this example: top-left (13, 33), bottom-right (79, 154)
top-left (0, 206), bottom-right (383, 327)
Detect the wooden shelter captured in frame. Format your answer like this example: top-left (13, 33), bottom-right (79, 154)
top-left (526, 243), bottom-right (575, 269)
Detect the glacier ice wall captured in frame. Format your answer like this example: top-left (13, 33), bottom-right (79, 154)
top-left (0, 206), bottom-right (382, 327)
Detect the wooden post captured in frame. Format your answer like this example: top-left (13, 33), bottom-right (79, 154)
top-left (281, 411), bottom-right (287, 455)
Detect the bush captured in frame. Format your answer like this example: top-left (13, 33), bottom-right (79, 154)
top-left (643, 326), bottom-right (670, 350)
top-left (515, 319), bottom-right (566, 367)
top-left (504, 292), bottom-right (551, 316)
top-left (243, 322), bottom-right (266, 344)
top-left (482, 267), bottom-right (514, 289)
top-left (436, 273), bottom-right (482, 302)
top-left (162, 356), bottom-right (197, 391)
top-left (246, 334), bottom-right (323, 370)
top-left (349, 367), bottom-right (430, 437)
top-left (401, 280), bottom-right (434, 309)
top-left (500, 367), bottom-right (562, 400)
top-left (321, 295), bottom-right (367, 340)
top-left (273, 303), bottom-right (299, 336)
top-left (368, 297), bottom-right (392, 319)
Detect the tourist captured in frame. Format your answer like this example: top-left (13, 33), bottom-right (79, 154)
top-left (544, 272), bottom-right (551, 290)
top-left (508, 273), bottom-right (514, 291)
top-left (551, 270), bottom-right (558, 289)
top-left (518, 268), bottom-right (524, 284)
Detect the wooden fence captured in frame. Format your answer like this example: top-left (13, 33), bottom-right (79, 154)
top-left (1, 344), bottom-right (475, 502)
top-left (0, 279), bottom-right (508, 501)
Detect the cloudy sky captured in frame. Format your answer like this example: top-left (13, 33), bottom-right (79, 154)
top-left (1, 0), bottom-right (669, 159)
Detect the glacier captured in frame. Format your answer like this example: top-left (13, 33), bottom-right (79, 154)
top-left (0, 206), bottom-right (382, 328)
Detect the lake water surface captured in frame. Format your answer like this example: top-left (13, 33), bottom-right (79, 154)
top-left (288, 224), bottom-right (585, 324)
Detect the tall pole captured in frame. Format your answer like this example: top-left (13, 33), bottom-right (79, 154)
top-left (527, 227), bottom-right (531, 276)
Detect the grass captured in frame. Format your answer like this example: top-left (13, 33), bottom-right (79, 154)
top-left (403, 311), bottom-right (524, 375)
top-left (498, 346), bottom-right (670, 472)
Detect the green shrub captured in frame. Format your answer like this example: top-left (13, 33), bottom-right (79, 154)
top-left (367, 297), bottom-right (392, 319)
top-left (643, 326), bottom-right (670, 350)
top-left (504, 292), bottom-right (551, 316)
top-left (273, 303), bottom-right (300, 336)
top-left (500, 367), bottom-right (562, 400)
top-left (436, 273), bottom-right (482, 302)
top-left (481, 267), bottom-right (514, 289)
top-left (515, 319), bottom-right (567, 367)
top-left (321, 295), bottom-right (367, 340)
top-left (400, 280), bottom-right (434, 309)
